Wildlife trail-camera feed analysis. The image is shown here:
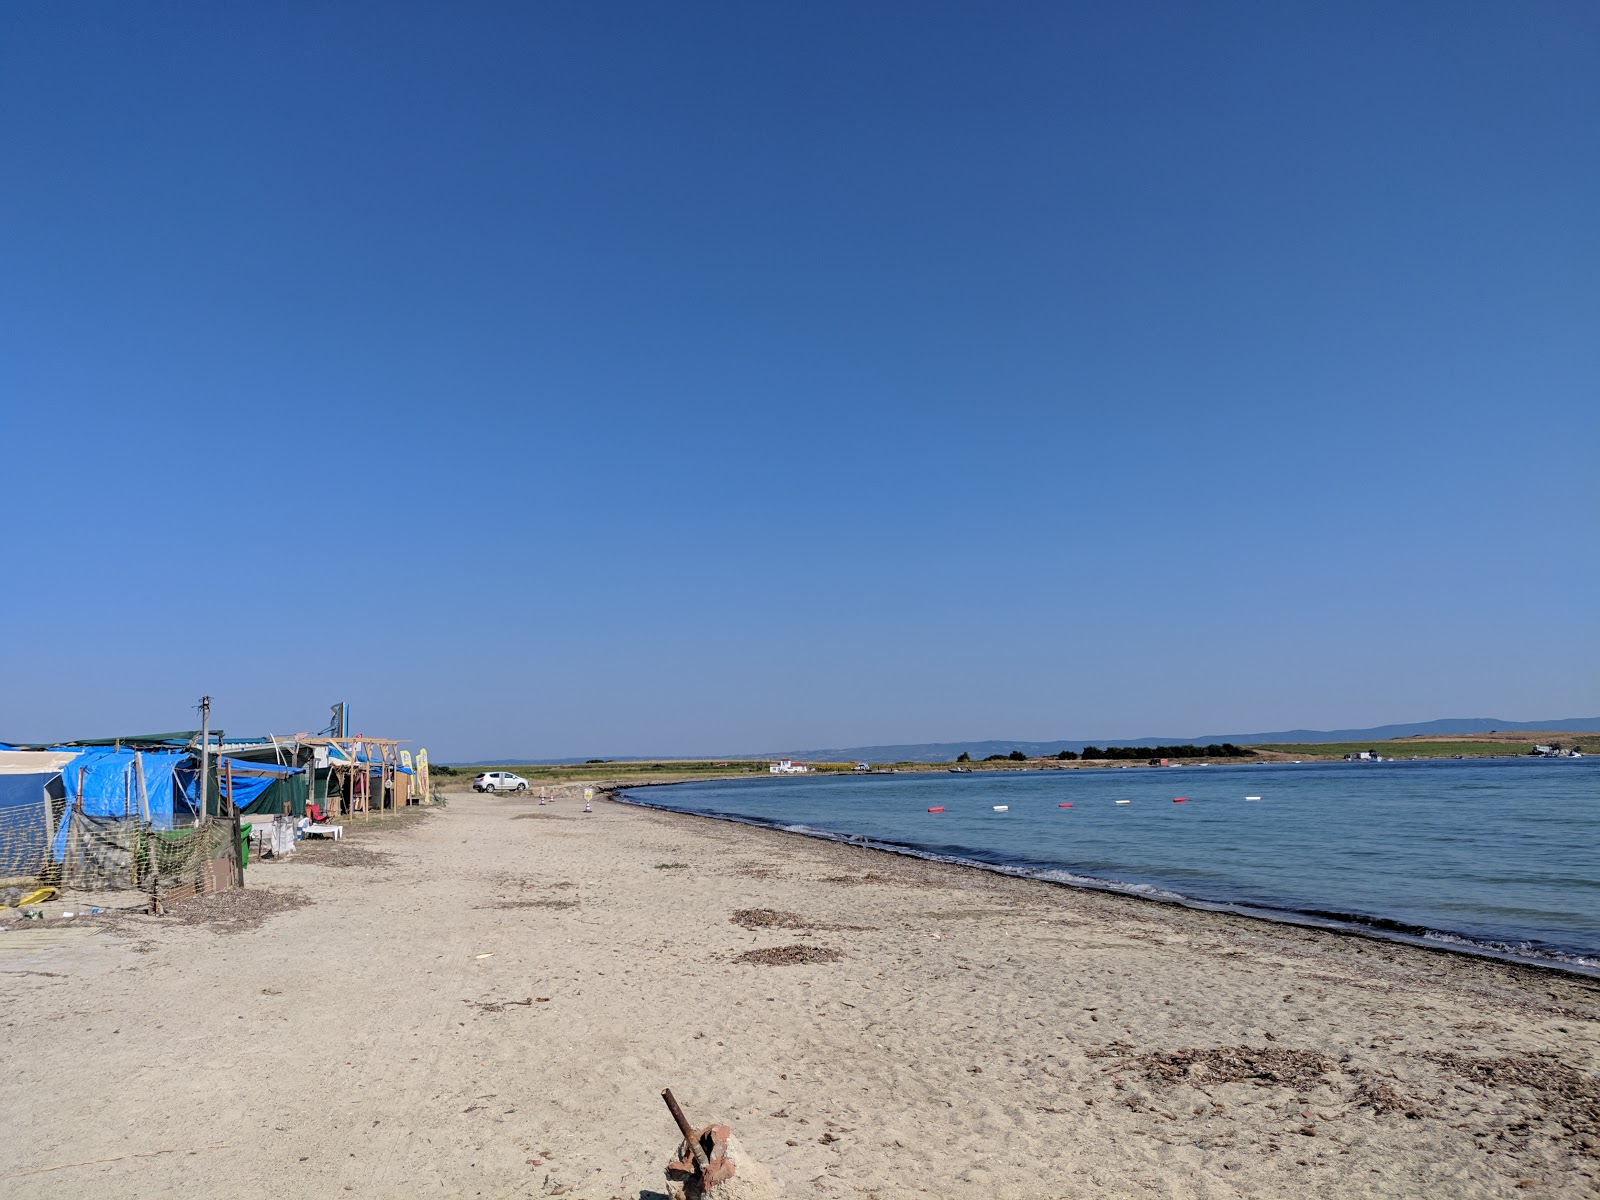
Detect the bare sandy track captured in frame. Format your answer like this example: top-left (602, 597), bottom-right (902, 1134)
top-left (1, 790), bottom-right (1596, 1199)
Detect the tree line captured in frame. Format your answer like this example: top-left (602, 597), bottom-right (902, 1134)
top-left (1073, 744), bottom-right (1254, 760)
top-left (954, 744), bottom-right (1256, 764)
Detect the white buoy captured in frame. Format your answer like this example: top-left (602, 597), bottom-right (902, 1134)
top-left (1115, 800), bottom-right (1131, 805)
top-left (992, 805), bottom-right (1008, 811)
top-left (1245, 795), bottom-right (1261, 801)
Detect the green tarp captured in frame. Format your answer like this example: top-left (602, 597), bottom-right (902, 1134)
top-left (240, 773), bottom-right (308, 818)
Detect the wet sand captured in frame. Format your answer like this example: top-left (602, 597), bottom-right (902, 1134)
top-left (1, 788), bottom-right (1596, 1198)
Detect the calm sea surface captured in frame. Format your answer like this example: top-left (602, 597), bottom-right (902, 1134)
top-left (620, 757), bottom-right (1600, 973)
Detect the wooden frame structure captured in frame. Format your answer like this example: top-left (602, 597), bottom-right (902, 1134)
top-left (295, 736), bottom-right (411, 820)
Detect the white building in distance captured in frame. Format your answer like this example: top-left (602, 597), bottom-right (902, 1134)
top-left (769, 759), bottom-right (810, 774)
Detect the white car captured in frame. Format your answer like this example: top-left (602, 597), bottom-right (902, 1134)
top-left (473, 771), bottom-right (529, 793)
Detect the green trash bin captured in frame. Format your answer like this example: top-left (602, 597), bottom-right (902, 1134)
top-left (239, 823), bottom-right (252, 870)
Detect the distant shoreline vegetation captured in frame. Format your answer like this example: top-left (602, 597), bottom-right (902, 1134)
top-left (962, 744), bottom-right (1254, 763)
top-left (1077, 743), bottom-right (1255, 760)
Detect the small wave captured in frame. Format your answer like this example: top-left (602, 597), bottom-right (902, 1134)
top-left (1029, 868), bottom-right (1186, 901)
top-left (1418, 929), bottom-right (1599, 969)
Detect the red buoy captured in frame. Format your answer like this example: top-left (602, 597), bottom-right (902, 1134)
top-left (1058, 803), bottom-right (1073, 808)
top-left (1173, 797), bottom-right (1188, 803)
top-left (927, 806), bottom-right (945, 813)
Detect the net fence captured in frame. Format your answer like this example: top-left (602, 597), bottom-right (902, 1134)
top-left (1, 805), bottom-right (241, 910)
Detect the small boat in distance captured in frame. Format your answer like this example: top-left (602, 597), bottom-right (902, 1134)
top-left (948, 766), bottom-right (973, 773)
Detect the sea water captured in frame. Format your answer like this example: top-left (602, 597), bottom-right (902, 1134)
top-left (619, 757), bottom-right (1600, 973)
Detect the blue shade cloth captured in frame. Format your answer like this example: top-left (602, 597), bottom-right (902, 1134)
top-left (0, 773), bottom-right (49, 875)
top-left (0, 774), bottom-right (45, 811)
top-left (326, 744), bottom-right (386, 764)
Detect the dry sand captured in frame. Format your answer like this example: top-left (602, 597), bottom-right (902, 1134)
top-left (1, 788), bottom-right (1596, 1199)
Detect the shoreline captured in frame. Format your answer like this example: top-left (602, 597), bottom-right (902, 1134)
top-left (609, 778), bottom-right (1600, 979)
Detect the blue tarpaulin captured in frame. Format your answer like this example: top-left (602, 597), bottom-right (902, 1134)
top-left (61, 748), bottom-right (189, 818)
top-left (213, 757), bottom-right (298, 810)
top-left (53, 748), bottom-right (192, 857)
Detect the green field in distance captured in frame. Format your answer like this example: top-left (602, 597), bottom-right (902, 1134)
top-left (1250, 738), bottom-right (1598, 759)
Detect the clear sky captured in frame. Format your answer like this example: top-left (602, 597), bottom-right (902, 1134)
top-left (2, 3), bottom-right (1596, 760)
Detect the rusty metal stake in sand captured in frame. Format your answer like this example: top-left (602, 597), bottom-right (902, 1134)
top-left (661, 1088), bottom-right (711, 1174)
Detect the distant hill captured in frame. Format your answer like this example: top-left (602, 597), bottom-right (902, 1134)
top-left (453, 716), bottom-right (1600, 766)
top-left (764, 717), bottom-right (1600, 763)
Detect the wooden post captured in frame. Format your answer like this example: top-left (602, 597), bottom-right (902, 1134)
top-left (39, 776), bottom-right (56, 879)
top-left (67, 766), bottom-right (86, 890)
top-left (133, 752), bottom-right (151, 891)
top-left (197, 696), bottom-right (211, 827)
top-left (124, 759), bottom-right (134, 883)
top-left (222, 757), bottom-right (240, 889)
top-left (134, 753), bottom-right (150, 823)
top-left (231, 804), bottom-right (244, 889)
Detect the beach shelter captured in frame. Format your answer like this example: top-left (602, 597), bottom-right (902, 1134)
top-left (53, 748), bottom-right (195, 856)
top-left (0, 750), bottom-right (75, 879)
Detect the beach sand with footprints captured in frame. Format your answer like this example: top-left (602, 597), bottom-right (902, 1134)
top-left (2, 788), bottom-right (1596, 1198)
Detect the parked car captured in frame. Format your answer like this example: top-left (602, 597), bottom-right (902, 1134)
top-left (473, 771), bottom-right (529, 793)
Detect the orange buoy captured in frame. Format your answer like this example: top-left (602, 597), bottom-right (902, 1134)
top-left (1058, 803), bottom-right (1073, 808)
top-left (1173, 797), bottom-right (1188, 803)
top-left (927, 806), bottom-right (945, 813)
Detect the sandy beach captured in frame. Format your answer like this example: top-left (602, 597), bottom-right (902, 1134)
top-left (2, 786), bottom-right (1596, 1199)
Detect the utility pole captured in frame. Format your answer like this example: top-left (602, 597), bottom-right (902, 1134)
top-left (197, 696), bottom-right (212, 826)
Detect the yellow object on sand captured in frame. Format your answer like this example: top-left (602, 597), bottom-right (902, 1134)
top-left (10, 886), bottom-right (58, 907)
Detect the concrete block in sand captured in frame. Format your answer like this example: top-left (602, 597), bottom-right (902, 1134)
top-left (665, 1125), bottom-right (777, 1200)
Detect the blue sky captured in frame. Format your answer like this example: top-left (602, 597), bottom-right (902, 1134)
top-left (2, 3), bottom-right (1596, 760)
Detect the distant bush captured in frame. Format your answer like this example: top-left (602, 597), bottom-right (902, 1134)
top-left (1080, 744), bottom-right (1254, 760)
top-left (432, 765), bottom-right (459, 776)
top-left (1007, 750), bottom-right (1027, 761)
top-left (1055, 750), bottom-right (1079, 760)
top-left (585, 758), bottom-right (609, 764)
top-left (955, 752), bottom-right (971, 763)
top-left (982, 754), bottom-right (1009, 762)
